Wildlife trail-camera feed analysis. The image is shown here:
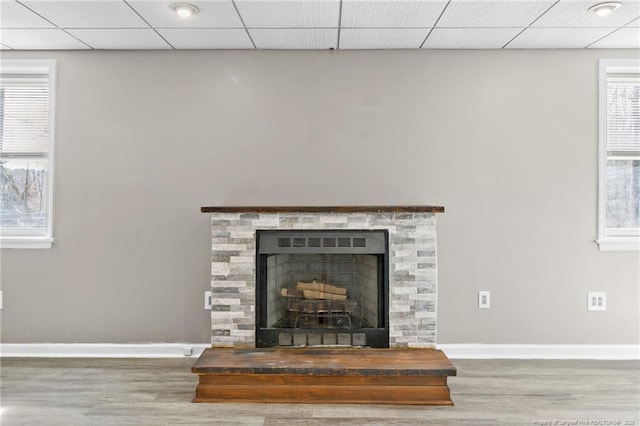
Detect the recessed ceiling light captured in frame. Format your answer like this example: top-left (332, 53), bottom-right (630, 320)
top-left (170, 3), bottom-right (200, 18)
top-left (588, 2), bottom-right (622, 17)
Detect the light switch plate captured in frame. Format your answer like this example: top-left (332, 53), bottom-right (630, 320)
top-left (479, 291), bottom-right (490, 309)
top-left (204, 291), bottom-right (212, 310)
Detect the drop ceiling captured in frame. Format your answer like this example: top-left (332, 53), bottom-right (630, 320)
top-left (0, 0), bottom-right (639, 50)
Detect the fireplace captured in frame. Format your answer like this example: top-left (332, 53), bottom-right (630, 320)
top-left (195, 206), bottom-right (456, 406)
top-left (202, 206), bottom-right (444, 349)
top-left (255, 230), bottom-right (389, 348)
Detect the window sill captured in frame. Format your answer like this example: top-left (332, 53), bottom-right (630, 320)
top-left (596, 238), bottom-right (640, 251)
top-left (0, 237), bottom-right (54, 249)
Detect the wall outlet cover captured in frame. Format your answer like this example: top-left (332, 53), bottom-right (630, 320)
top-left (588, 292), bottom-right (607, 311)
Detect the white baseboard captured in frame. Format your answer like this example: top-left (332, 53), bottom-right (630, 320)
top-left (437, 344), bottom-right (640, 360)
top-left (0, 343), bottom-right (211, 358)
top-left (1, 343), bottom-right (637, 360)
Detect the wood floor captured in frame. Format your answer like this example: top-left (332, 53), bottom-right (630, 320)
top-left (1, 357), bottom-right (638, 425)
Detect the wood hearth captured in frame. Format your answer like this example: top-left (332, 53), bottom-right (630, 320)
top-left (192, 348), bottom-right (456, 405)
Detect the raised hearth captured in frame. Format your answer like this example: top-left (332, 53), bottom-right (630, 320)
top-left (192, 348), bottom-right (456, 405)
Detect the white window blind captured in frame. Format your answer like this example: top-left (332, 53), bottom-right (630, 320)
top-left (0, 76), bottom-right (50, 155)
top-left (606, 76), bottom-right (640, 153)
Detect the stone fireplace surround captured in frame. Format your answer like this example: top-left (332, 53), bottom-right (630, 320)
top-left (201, 206), bottom-right (444, 349)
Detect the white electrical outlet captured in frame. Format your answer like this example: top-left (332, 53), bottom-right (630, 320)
top-left (478, 291), bottom-right (490, 309)
top-left (182, 346), bottom-right (193, 356)
top-left (588, 292), bottom-right (607, 311)
top-left (204, 291), bottom-right (212, 310)
top-left (0, 290), bottom-right (3, 309)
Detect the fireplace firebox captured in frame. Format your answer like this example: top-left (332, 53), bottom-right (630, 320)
top-left (256, 230), bottom-right (389, 348)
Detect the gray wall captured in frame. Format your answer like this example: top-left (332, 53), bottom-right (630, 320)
top-left (1, 49), bottom-right (638, 345)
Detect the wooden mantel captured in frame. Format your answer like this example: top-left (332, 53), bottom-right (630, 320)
top-left (201, 205), bottom-right (445, 214)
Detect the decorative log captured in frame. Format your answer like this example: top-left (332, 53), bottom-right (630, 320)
top-left (280, 288), bottom-right (303, 298)
top-left (296, 282), bottom-right (347, 295)
top-left (302, 290), bottom-right (347, 301)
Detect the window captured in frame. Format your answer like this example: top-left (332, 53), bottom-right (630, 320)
top-left (597, 59), bottom-right (640, 251)
top-left (0, 60), bottom-right (56, 249)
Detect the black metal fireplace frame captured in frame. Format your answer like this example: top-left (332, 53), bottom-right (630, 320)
top-left (255, 229), bottom-right (389, 348)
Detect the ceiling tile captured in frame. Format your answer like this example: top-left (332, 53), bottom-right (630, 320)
top-left (340, 28), bottom-right (429, 49)
top-left (0, 29), bottom-right (90, 49)
top-left (250, 29), bottom-right (336, 49)
top-left (507, 27), bottom-right (614, 48)
top-left (589, 27), bottom-right (640, 48)
top-left (128, 0), bottom-right (243, 28)
top-left (234, 0), bottom-right (340, 28)
top-left (0, 0), bottom-right (55, 28)
top-left (626, 17), bottom-right (640, 27)
top-left (158, 29), bottom-right (254, 49)
top-left (66, 29), bottom-right (171, 49)
top-left (437, 0), bottom-right (556, 28)
top-left (422, 27), bottom-right (523, 49)
top-left (20, 0), bottom-right (148, 28)
top-left (532, 0), bottom-right (640, 28)
top-left (341, 0), bottom-right (448, 28)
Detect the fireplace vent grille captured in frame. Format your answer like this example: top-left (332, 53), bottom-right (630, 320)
top-left (276, 237), bottom-right (368, 249)
top-left (260, 231), bottom-right (386, 254)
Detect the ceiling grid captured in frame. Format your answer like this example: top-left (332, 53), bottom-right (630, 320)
top-left (0, 0), bottom-right (638, 50)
